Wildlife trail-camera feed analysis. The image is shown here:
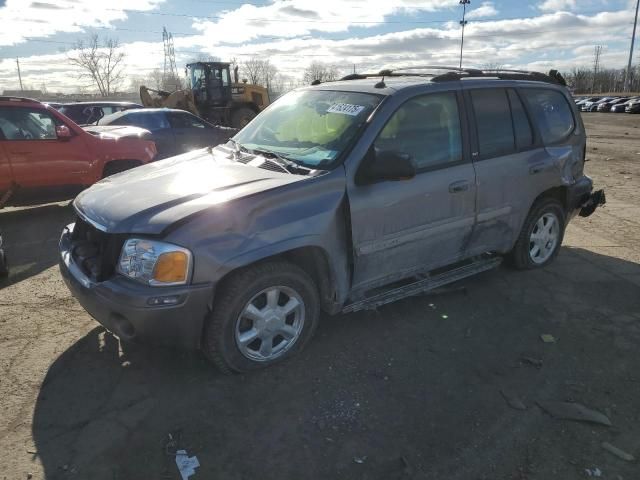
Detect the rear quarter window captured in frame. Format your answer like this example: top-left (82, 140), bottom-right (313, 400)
top-left (521, 89), bottom-right (575, 145)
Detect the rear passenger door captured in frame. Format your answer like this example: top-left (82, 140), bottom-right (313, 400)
top-left (167, 111), bottom-right (212, 152)
top-left (464, 87), bottom-right (558, 255)
top-left (117, 112), bottom-right (175, 159)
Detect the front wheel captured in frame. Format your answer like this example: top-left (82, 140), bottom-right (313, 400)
top-left (203, 261), bottom-right (320, 373)
top-left (509, 198), bottom-right (566, 269)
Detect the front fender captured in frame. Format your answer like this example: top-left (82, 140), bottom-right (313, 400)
top-left (166, 167), bottom-right (352, 306)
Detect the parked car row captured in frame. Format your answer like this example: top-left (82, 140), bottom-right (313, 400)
top-left (574, 95), bottom-right (640, 113)
top-left (0, 97), bottom-right (236, 207)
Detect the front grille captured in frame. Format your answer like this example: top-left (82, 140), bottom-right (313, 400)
top-left (71, 216), bottom-right (124, 282)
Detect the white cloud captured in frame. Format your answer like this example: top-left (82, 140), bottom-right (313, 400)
top-left (0, 5), bottom-right (634, 94)
top-left (466, 2), bottom-right (499, 19)
top-left (0, 0), bottom-right (165, 46)
top-left (186, 0), bottom-right (456, 46)
top-left (538, 0), bottom-right (577, 12)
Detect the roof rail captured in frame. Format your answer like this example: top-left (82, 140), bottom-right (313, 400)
top-left (0, 96), bottom-right (40, 103)
top-left (338, 66), bottom-right (566, 86)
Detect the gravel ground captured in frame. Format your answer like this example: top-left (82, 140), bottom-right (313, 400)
top-left (0, 112), bottom-right (639, 480)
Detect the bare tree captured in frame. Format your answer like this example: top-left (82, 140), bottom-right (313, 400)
top-left (242, 57), bottom-right (266, 85)
top-left (303, 61), bottom-right (339, 84)
top-left (68, 35), bottom-right (126, 96)
top-left (240, 57), bottom-right (279, 88)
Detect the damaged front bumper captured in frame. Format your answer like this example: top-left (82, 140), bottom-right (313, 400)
top-left (567, 176), bottom-right (605, 218)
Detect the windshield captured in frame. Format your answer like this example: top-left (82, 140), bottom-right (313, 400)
top-left (233, 89), bottom-right (382, 169)
top-left (189, 65), bottom-right (206, 90)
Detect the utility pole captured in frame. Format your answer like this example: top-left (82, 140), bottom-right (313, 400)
top-left (459, 0), bottom-right (471, 69)
top-left (162, 27), bottom-right (178, 90)
top-left (624, 0), bottom-right (639, 92)
top-left (16, 58), bottom-right (23, 91)
top-left (592, 45), bottom-right (602, 94)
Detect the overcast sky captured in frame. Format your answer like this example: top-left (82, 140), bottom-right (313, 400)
top-left (0, 0), bottom-right (638, 93)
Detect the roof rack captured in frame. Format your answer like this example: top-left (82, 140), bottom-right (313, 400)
top-left (338, 66), bottom-right (566, 86)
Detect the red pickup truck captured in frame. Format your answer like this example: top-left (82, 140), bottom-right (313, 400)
top-left (0, 97), bottom-right (157, 206)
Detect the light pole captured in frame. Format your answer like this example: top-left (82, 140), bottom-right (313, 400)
top-left (624, 0), bottom-right (639, 92)
top-left (459, 0), bottom-right (471, 69)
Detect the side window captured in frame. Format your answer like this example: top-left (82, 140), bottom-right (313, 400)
top-left (507, 89), bottom-right (534, 149)
top-left (169, 112), bottom-right (207, 129)
top-left (124, 112), bottom-right (170, 131)
top-left (521, 88), bottom-right (575, 144)
top-left (471, 88), bottom-right (515, 157)
top-left (0, 107), bottom-right (57, 140)
top-left (374, 92), bottom-right (463, 170)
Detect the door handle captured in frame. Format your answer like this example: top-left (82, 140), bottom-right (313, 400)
top-left (449, 180), bottom-right (470, 193)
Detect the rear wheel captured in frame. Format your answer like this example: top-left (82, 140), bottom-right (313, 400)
top-left (231, 107), bottom-right (256, 129)
top-left (203, 261), bottom-right (320, 373)
top-left (509, 198), bottom-right (565, 269)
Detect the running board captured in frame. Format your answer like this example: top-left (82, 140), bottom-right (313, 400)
top-left (342, 257), bottom-right (502, 314)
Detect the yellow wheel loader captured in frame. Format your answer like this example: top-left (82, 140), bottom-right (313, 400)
top-left (140, 62), bottom-right (270, 128)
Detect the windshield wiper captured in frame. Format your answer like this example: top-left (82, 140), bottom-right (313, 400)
top-left (249, 147), bottom-right (302, 174)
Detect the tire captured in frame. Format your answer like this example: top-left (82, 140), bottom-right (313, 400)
top-left (508, 198), bottom-right (566, 270)
top-left (102, 161), bottom-right (140, 179)
top-left (203, 261), bottom-right (320, 373)
top-left (0, 251), bottom-right (8, 278)
top-left (231, 107), bottom-right (256, 129)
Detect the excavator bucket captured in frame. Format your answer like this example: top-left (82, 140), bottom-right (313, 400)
top-left (139, 86), bottom-right (201, 118)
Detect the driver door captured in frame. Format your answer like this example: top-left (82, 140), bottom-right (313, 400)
top-left (347, 91), bottom-right (477, 290)
top-left (0, 106), bottom-right (91, 187)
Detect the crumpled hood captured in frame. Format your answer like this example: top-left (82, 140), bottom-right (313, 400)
top-left (82, 125), bottom-right (151, 139)
top-left (74, 147), bottom-right (305, 234)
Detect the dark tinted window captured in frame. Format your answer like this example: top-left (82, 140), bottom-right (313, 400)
top-left (471, 88), bottom-right (514, 157)
top-left (508, 89), bottom-right (533, 149)
top-left (374, 92), bottom-right (462, 170)
top-left (168, 112), bottom-right (207, 129)
top-left (111, 112), bottom-right (170, 131)
top-left (521, 89), bottom-right (575, 144)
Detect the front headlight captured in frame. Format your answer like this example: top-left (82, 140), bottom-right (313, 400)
top-left (117, 238), bottom-right (192, 286)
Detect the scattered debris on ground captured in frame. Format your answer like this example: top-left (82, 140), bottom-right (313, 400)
top-left (175, 450), bottom-right (200, 480)
top-left (601, 442), bottom-right (635, 462)
top-left (520, 356), bottom-right (543, 368)
top-left (536, 401), bottom-right (612, 426)
top-left (500, 388), bottom-right (527, 411)
top-left (585, 467), bottom-right (603, 477)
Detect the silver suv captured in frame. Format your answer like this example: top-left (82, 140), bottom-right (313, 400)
top-left (59, 67), bottom-right (605, 373)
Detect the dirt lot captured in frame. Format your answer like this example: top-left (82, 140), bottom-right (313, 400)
top-left (1, 113), bottom-right (639, 480)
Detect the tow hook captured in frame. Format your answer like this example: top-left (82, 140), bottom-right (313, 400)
top-left (580, 189), bottom-right (606, 217)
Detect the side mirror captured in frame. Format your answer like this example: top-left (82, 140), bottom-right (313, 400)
top-left (368, 150), bottom-right (416, 182)
top-left (56, 125), bottom-right (73, 140)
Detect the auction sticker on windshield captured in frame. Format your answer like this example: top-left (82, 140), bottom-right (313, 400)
top-left (327, 103), bottom-right (366, 116)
